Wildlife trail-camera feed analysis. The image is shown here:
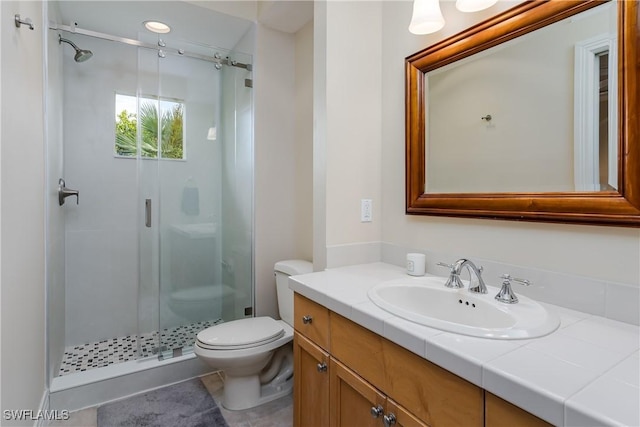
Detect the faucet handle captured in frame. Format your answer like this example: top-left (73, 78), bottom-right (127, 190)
top-left (437, 261), bottom-right (464, 289)
top-left (437, 262), bottom-right (454, 270)
top-left (495, 274), bottom-right (532, 304)
top-left (500, 274), bottom-right (532, 286)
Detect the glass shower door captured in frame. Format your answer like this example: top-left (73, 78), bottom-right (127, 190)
top-left (138, 38), bottom-right (254, 359)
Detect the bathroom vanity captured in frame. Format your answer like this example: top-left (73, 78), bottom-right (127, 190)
top-left (290, 263), bottom-right (639, 426)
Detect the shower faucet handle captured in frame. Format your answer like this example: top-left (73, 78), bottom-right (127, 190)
top-left (58, 178), bottom-right (79, 206)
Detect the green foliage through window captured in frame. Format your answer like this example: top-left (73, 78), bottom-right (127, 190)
top-left (115, 94), bottom-right (184, 159)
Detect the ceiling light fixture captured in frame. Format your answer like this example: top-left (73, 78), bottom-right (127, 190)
top-left (408, 0), bottom-right (445, 35)
top-left (144, 20), bottom-right (171, 34)
top-left (455, 0), bottom-right (499, 13)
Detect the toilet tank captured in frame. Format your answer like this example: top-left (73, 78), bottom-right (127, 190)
top-left (274, 260), bottom-right (313, 326)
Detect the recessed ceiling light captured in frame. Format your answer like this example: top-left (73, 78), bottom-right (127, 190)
top-left (144, 21), bottom-right (171, 34)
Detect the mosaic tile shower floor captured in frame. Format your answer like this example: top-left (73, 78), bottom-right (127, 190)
top-left (58, 319), bottom-right (222, 376)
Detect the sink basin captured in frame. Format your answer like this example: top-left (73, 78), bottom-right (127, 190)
top-left (368, 276), bottom-right (559, 339)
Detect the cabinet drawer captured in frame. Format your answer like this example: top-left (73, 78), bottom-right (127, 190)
top-left (294, 293), bottom-right (330, 350)
top-left (331, 313), bottom-right (483, 427)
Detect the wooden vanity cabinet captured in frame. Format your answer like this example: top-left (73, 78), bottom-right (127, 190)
top-left (294, 293), bottom-right (482, 427)
top-left (485, 392), bottom-right (552, 427)
top-left (294, 293), bottom-right (545, 427)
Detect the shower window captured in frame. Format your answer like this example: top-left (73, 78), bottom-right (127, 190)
top-left (115, 93), bottom-right (185, 159)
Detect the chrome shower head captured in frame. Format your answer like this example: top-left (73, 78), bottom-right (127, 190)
top-left (59, 35), bottom-right (93, 63)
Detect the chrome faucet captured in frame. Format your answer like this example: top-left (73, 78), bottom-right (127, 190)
top-left (437, 259), bottom-right (488, 294)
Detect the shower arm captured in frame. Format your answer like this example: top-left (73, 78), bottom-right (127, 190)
top-left (59, 34), bottom-right (80, 50)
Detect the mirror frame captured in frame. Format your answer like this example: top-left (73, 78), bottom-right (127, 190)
top-left (406, 0), bottom-right (640, 227)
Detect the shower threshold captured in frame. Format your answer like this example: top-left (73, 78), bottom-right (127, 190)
top-left (58, 319), bottom-right (221, 376)
top-left (49, 350), bottom-right (218, 412)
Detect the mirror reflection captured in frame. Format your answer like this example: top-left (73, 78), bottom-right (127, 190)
top-left (425, 1), bottom-right (617, 193)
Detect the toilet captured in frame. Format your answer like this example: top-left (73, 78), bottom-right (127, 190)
top-left (194, 259), bottom-right (313, 410)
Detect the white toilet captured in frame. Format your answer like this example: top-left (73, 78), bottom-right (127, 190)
top-left (194, 259), bottom-right (313, 410)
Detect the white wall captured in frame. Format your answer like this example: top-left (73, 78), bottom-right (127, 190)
top-left (186, 0), bottom-right (258, 23)
top-left (1, 2), bottom-right (3, 412)
top-left (294, 20), bottom-right (314, 262)
top-left (1, 1), bottom-right (47, 423)
top-left (314, 0), bottom-right (639, 313)
top-left (254, 24), bottom-right (298, 317)
top-left (326, 1), bottom-right (382, 248)
top-left (313, 0), bottom-right (328, 271)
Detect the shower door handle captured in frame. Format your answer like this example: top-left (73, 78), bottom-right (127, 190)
top-left (145, 199), bottom-right (152, 227)
top-left (58, 178), bottom-right (79, 206)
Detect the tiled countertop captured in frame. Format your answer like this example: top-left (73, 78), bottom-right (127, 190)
top-left (288, 262), bottom-right (640, 427)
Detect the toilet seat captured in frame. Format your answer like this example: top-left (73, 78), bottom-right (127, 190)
top-left (194, 320), bottom-right (293, 362)
top-left (196, 317), bottom-right (285, 350)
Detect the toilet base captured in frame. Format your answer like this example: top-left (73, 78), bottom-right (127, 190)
top-left (222, 374), bottom-right (293, 411)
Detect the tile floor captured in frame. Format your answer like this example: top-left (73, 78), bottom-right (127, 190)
top-left (59, 319), bottom-right (222, 376)
top-left (50, 372), bottom-right (293, 427)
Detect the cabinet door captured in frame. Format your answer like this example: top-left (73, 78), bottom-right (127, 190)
top-left (387, 399), bottom-right (429, 427)
top-left (294, 333), bottom-right (330, 427)
top-left (485, 392), bottom-right (552, 427)
top-left (330, 359), bottom-right (386, 427)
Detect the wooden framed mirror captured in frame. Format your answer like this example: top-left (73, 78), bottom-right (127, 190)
top-left (405, 0), bottom-right (639, 227)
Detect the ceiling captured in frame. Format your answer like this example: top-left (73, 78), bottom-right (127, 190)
top-left (52, 1), bottom-right (314, 51)
top-left (258, 1), bottom-right (314, 34)
top-left (52, 1), bottom-right (254, 50)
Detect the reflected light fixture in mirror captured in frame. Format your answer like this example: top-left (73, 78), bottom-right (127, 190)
top-left (409, 0), bottom-right (445, 35)
top-left (456, 0), bottom-right (499, 13)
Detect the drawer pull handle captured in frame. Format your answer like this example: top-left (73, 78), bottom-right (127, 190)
top-left (316, 362), bottom-right (328, 373)
top-left (302, 315), bottom-right (313, 324)
top-left (370, 405), bottom-right (384, 418)
top-left (383, 413), bottom-right (397, 427)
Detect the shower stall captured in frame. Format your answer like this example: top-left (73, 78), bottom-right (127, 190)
top-left (45, 1), bottom-right (254, 408)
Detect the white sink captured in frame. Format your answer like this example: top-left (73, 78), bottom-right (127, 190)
top-left (368, 276), bottom-right (559, 339)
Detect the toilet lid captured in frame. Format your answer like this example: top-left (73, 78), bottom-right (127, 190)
top-left (196, 317), bottom-right (284, 350)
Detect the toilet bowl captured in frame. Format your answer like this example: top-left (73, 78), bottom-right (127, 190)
top-left (194, 259), bottom-right (312, 410)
